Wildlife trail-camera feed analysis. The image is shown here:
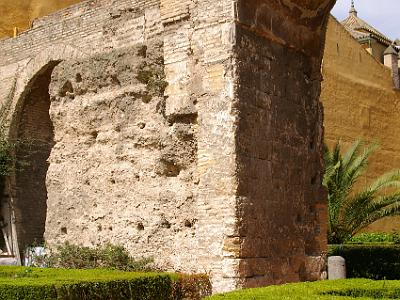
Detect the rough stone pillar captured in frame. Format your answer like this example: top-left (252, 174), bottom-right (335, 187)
top-left (161, 0), bottom-right (335, 292)
top-left (231, 0), bottom-right (336, 289)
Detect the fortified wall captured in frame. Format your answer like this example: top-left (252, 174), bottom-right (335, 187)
top-left (0, 0), bottom-right (335, 292)
top-left (322, 18), bottom-right (400, 231)
top-left (0, 0), bottom-right (81, 38)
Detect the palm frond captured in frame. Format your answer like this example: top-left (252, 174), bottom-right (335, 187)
top-left (368, 170), bottom-right (400, 193)
top-left (356, 201), bottom-right (400, 232)
top-left (324, 140), bottom-right (400, 243)
top-left (341, 140), bottom-right (364, 170)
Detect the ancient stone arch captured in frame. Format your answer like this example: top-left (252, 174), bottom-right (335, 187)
top-left (4, 45), bottom-right (85, 259)
top-left (10, 44), bottom-right (85, 121)
top-left (0, 0), bottom-right (338, 292)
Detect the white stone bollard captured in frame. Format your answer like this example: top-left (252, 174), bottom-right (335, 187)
top-left (328, 256), bottom-right (346, 280)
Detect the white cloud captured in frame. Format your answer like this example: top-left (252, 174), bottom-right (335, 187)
top-left (331, 0), bottom-right (399, 40)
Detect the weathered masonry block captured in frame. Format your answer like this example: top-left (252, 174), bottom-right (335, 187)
top-left (0, 0), bottom-right (335, 292)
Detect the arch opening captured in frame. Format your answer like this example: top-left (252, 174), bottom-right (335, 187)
top-left (10, 61), bottom-right (58, 255)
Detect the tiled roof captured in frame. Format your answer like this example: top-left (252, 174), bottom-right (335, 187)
top-left (341, 14), bottom-right (392, 46)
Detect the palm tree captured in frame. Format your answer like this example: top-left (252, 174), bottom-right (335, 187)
top-left (324, 140), bottom-right (400, 244)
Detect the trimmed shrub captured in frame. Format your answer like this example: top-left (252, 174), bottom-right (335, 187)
top-left (207, 279), bottom-right (400, 300)
top-left (349, 232), bottom-right (395, 244)
top-left (0, 267), bottom-right (172, 300)
top-left (329, 244), bottom-right (400, 279)
top-left (0, 267), bottom-right (211, 300)
top-left (348, 232), bottom-right (400, 244)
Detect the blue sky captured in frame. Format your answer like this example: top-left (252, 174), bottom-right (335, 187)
top-left (331, 0), bottom-right (399, 40)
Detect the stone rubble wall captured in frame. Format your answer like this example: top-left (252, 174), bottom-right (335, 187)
top-left (0, 0), bottom-right (241, 292)
top-left (47, 40), bottom-right (201, 276)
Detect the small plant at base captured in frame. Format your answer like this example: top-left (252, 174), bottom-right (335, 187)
top-left (44, 242), bottom-right (155, 272)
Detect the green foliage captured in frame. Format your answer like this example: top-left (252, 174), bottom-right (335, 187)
top-left (0, 125), bottom-right (32, 179)
top-left (324, 140), bottom-right (400, 244)
top-left (0, 134), bottom-right (14, 177)
top-left (0, 78), bottom-right (21, 178)
top-left (325, 288), bottom-right (400, 298)
top-left (40, 243), bottom-right (154, 272)
top-left (0, 267), bottom-right (211, 300)
top-left (329, 244), bottom-right (400, 280)
top-left (23, 244), bottom-right (212, 299)
top-left (207, 279), bottom-right (400, 300)
top-left (349, 232), bottom-right (395, 244)
top-left (392, 232), bottom-right (400, 244)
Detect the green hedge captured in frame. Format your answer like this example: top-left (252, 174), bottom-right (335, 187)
top-left (207, 279), bottom-right (400, 300)
top-left (329, 244), bottom-right (400, 279)
top-left (348, 232), bottom-right (400, 244)
top-left (0, 267), bottom-right (211, 300)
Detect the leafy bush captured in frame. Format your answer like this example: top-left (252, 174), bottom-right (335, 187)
top-left (207, 279), bottom-right (400, 300)
top-left (36, 243), bottom-right (154, 271)
top-left (0, 267), bottom-right (211, 300)
top-left (329, 244), bottom-right (400, 279)
top-left (172, 274), bottom-right (212, 300)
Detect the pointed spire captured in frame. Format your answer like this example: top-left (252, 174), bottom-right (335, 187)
top-left (349, 0), bottom-right (358, 17)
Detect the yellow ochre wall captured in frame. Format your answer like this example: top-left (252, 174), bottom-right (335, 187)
top-left (321, 17), bottom-right (400, 232)
top-left (0, 0), bottom-right (81, 39)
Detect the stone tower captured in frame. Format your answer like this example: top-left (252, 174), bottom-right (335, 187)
top-left (384, 45), bottom-right (400, 89)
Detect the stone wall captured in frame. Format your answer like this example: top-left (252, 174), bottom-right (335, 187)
top-left (232, 0), bottom-right (331, 288)
top-left (234, 26), bottom-right (326, 287)
top-left (0, 0), bottom-right (335, 293)
top-left (0, 0), bottom-right (81, 39)
top-left (0, 0), bottom-right (160, 67)
top-left (0, 0), bottom-right (163, 267)
top-left (160, 0), bottom-right (239, 292)
top-left (46, 40), bottom-right (202, 274)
